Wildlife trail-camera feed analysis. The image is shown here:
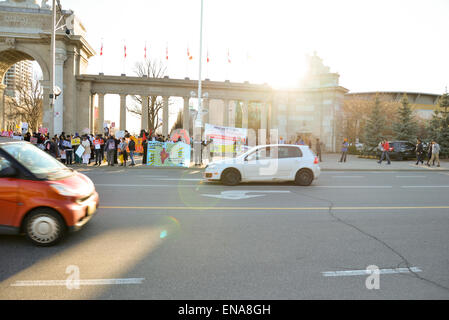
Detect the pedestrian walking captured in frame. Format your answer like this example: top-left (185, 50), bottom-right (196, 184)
top-left (429, 140), bottom-right (440, 167)
top-left (339, 139), bottom-right (349, 163)
top-left (377, 139), bottom-right (391, 165)
top-left (415, 138), bottom-right (424, 165)
top-left (426, 142), bottom-right (433, 166)
top-left (105, 135), bottom-right (116, 166)
top-left (141, 130), bottom-right (148, 165)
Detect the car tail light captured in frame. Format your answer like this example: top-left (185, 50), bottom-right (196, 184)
top-left (314, 156), bottom-right (319, 164)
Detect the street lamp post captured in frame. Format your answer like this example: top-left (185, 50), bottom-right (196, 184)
top-left (194, 0), bottom-right (204, 166)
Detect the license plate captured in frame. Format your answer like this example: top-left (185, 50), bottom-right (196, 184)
top-left (87, 202), bottom-right (96, 215)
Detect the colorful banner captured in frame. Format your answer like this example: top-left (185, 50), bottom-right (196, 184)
top-left (204, 123), bottom-right (247, 153)
top-left (147, 141), bottom-right (191, 167)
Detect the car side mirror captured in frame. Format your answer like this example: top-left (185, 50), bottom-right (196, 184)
top-left (0, 166), bottom-right (17, 178)
top-left (244, 156), bottom-right (248, 162)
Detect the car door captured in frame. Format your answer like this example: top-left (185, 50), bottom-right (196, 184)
top-left (0, 154), bottom-right (19, 227)
top-left (243, 147), bottom-right (277, 181)
top-left (278, 146), bottom-right (302, 179)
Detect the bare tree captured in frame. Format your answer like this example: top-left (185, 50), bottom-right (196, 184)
top-left (127, 59), bottom-right (172, 134)
top-left (6, 78), bottom-right (43, 132)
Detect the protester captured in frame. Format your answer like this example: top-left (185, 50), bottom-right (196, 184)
top-left (93, 134), bottom-right (104, 166)
top-left (118, 137), bottom-right (129, 167)
top-left (128, 137), bottom-right (136, 166)
top-left (426, 141), bottom-right (433, 166)
top-left (105, 135), bottom-right (116, 166)
top-left (141, 130), bottom-right (148, 165)
top-left (81, 135), bottom-right (91, 165)
top-left (64, 135), bottom-right (73, 165)
top-left (339, 139), bottom-right (349, 163)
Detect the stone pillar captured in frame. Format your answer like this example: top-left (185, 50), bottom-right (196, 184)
top-left (202, 98), bottom-right (210, 162)
top-left (141, 96), bottom-right (149, 131)
top-left (183, 96), bottom-right (190, 134)
top-left (223, 99), bottom-right (229, 127)
top-left (54, 50), bottom-right (67, 135)
top-left (120, 94), bottom-right (127, 131)
top-left (77, 81), bottom-right (92, 134)
top-left (97, 93), bottom-right (105, 134)
top-left (0, 84), bottom-right (5, 130)
top-left (90, 94), bottom-right (95, 134)
top-left (260, 102), bottom-right (268, 145)
top-left (162, 96), bottom-right (169, 137)
top-left (228, 101), bottom-right (236, 128)
top-left (242, 100), bottom-right (249, 129)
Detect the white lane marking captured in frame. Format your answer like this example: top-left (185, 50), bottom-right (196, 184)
top-left (331, 176), bottom-right (364, 178)
top-left (322, 267), bottom-right (422, 277)
top-left (202, 190), bottom-right (291, 200)
top-left (154, 178), bottom-right (203, 181)
top-left (11, 278), bottom-right (145, 287)
top-left (313, 186), bottom-right (393, 189)
top-left (95, 184), bottom-right (198, 187)
top-left (401, 186), bottom-right (449, 188)
top-left (396, 176), bottom-right (426, 178)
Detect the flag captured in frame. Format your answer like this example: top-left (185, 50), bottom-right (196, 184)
top-left (187, 47), bottom-right (193, 60)
top-left (207, 49), bottom-right (210, 63)
top-left (144, 43), bottom-right (147, 59)
top-left (100, 42), bottom-right (103, 56)
top-left (124, 45), bottom-right (127, 58)
top-left (166, 45), bottom-right (169, 60)
top-left (227, 49), bottom-right (231, 64)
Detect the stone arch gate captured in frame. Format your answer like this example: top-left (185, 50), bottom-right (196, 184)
top-left (0, 1), bottom-right (273, 138)
top-left (0, 1), bottom-right (95, 134)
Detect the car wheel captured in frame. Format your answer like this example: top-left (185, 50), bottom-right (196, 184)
top-left (221, 168), bottom-right (241, 186)
top-left (24, 209), bottom-right (66, 247)
top-left (295, 169), bottom-right (314, 186)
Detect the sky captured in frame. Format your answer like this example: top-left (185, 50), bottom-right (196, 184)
top-left (45, 0), bottom-right (449, 132)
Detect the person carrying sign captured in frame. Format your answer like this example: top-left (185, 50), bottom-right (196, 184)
top-left (93, 135), bottom-right (104, 166)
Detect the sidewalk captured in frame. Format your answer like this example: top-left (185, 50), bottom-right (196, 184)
top-left (319, 153), bottom-right (449, 171)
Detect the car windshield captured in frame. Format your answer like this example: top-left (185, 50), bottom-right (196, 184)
top-left (1, 143), bottom-right (73, 180)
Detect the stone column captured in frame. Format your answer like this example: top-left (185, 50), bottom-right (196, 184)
top-left (228, 101), bottom-right (236, 128)
top-left (223, 99), bottom-right (229, 127)
top-left (120, 94), bottom-right (127, 131)
top-left (242, 100), bottom-right (249, 129)
top-left (141, 96), bottom-right (149, 131)
top-left (77, 81), bottom-right (92, 134)
top-left (54, 50), bottom-right (67, 135)
top-left (0, 84), bottom-right (5, 130)
top-left (97, 93), bottom-right (105, 134)
top-left (90, 94), bottom-right (95, 133)
top-left (162, 96), bottom-right (169, 137)
top-left (259, 102), bottom-right (268, 145)
top-left (202, 98), bottom-right (210, 162)
top-left (183, 96), bottom-right (190, 134)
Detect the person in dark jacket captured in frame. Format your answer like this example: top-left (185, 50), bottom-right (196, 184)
top-left (426, 142), bottom-right (433, 166)
top-left (128, 137), bottom-right (136, 166)
top-left (316, 138), bottom-right (322, 162)
top-left (416, 139), bottom-right (424, 165)
top-left (140, 130), bottom-right (148, 165)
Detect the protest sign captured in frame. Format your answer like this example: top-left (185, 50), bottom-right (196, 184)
top-left (75, 145), bottom-right (85, 158)
top-left (146, 141), bottom-right (191, 167)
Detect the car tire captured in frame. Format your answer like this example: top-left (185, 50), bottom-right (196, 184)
top-left (221, 168), bottom-right (241, 186)
top-left (295, 169), bottom-right (314, 186)
top-left (24, 208), bottom-right (66, 247)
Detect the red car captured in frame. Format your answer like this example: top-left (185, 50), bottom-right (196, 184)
top-left (0, 141), bottom-right (99, 246)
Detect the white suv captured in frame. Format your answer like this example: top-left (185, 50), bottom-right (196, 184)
top-left (203, 144), bottom-right (320, 186)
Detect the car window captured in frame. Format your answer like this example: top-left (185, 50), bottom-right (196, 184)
top-left (246, 147), bottom-right (275, 161)
top-left (278, 146), bottom-right (302, 158)
top-left (0, 155), bottom-right (12, 173)
top-left (2, 143), bottom-right (72, 180)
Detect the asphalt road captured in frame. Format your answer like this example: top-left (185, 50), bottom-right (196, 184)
top-left (1, 169), bottom-right (449, 300)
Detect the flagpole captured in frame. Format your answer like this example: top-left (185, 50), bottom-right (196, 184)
top-left (195, 0), bottom-right (204, 165)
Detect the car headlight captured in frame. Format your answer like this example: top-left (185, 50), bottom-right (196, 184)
top-left (50, 184), bottom-right (79, 197)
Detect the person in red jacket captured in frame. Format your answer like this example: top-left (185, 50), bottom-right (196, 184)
top-left (377, 139), bottom-right (391, 165)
